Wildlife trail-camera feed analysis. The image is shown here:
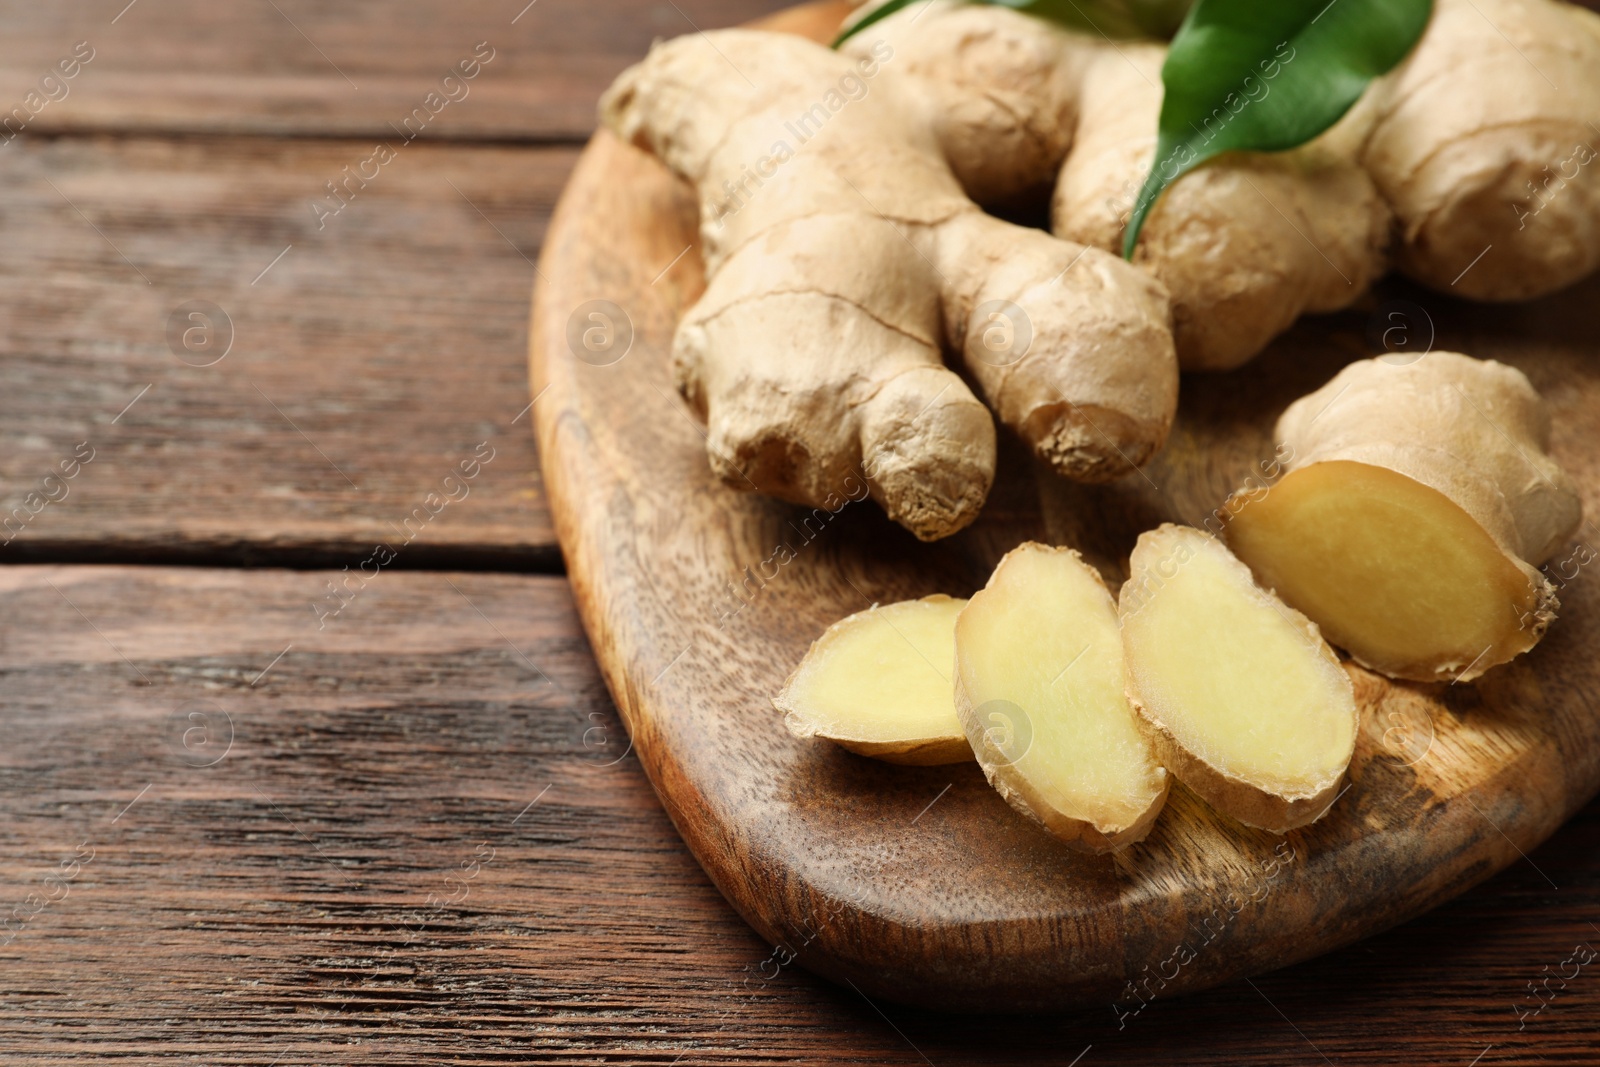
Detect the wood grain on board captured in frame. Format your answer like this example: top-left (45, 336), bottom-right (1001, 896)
top-left (0, 0), bottom-right (797, 141)
top-left (0, 134), bottom-right (564, 566)
top-left (529, 1), bottom-right (1600, 1012)
top-left (1, 564), bottom-right (1599, 1066)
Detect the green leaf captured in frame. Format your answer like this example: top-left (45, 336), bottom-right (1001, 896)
top-left (1122, 0), bottom-right (1432, 258)
top-left (833, 0), bottom-right (1194, 49)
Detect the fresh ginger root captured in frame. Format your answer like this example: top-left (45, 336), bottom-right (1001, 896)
top-left (1367, 0), bottom-right (1600, 300)
top-left (1051, 44), bottom-right (1389, 371)
top-left (601, 28), bottom-right (1177, 540)
top-left (848, 0), bottom-right (1600, 371)
top-left (600, 0), bottom-right (1600, 535)
top-left (777, 595), bottom-right (972, 765)
top-left (1225, 353), bottom-right (1582, 683)
top-left (1120, 525), bottom-right (1357, 832)
top-left (955, 542), bottom-right (1168, 851)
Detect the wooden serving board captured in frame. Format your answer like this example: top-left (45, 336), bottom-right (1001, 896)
top-left (529, 1), bottom-right (1600, 1012)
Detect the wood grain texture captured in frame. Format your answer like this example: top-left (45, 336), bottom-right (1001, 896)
top-left (0, 0), bottom-right (1591, 145)
top-left (0, 134), bottom-right (564, 566)
top-left (0, 0), bottom-right (796, 141)
top-left (530, 1), bottom-right (1600, 1013)
top-left (4, 564), bottom-right (1600, 1065)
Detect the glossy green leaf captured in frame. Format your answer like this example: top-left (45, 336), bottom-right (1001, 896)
top-left (1122, 0), bottom-right (1432, 257)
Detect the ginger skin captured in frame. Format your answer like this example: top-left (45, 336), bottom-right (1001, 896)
top-left (600, 0), bottom-right (1600, 536)
top-left (849, 0), bottom-right (1600, 371)
top-left (601, 28), bottom-right (1177, 540)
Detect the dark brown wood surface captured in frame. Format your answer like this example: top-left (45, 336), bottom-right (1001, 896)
top-left (4, 565), bottom-right (1600, 1065)
top-left (0, 0), bottom-right (790, 140)
top-left (0, 0), bottom-right (792, 566)
top-left (0, 133), bottom-right (566, 567)
top-left (4, 0), bottom-right (1600, 1061)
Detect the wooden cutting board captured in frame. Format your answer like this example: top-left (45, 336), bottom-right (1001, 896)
top-left (528, 0), bottom-right (1600, 1012)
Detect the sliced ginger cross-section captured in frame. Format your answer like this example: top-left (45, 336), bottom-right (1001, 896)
top-left (1120, 525), bottom-right (1358, 833)
top-left (955, 542), bottom-right (1169, 852)
top-left (1228, 461), bottom-right (1550, 681)
top-left (1225, 353), bottom-right (1581, 682)
top-left (777, 595), bottom-right (972, 766)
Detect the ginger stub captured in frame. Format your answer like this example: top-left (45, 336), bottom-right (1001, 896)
top-left (1226, 353), bottom-right (1582, 683)
top-left (954, 542), bottom-right (1168, 852)
top-left (1120, 526), bottom-right (1357, 833)
top-left (777, 595), bottom-right (972, 765)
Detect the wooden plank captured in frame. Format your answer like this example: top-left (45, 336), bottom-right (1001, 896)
top-left (0, 133), bottom-right (570, 566)
top-left (0, 0), bottom-right (1591, 143)
top-left (2, 565), bottom-right (1599, 1065)
top-left (0, 0), bottom-right (797, 142)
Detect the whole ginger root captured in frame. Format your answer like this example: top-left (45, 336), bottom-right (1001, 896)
top-left (599, 0), bottom-right (1600, 538)
top-left (851, 0), bottom-right (1600, 371)
top-left (601, 26), bottom-right (1177, 540)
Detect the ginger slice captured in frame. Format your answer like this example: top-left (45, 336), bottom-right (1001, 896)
top-left (955, 543), bottom-right (1168, 852)
top-left (1228, 462), bottom-right (1551, 682)
top-left (777, 595), bottom-right (972, 766)
top-left (1120, 525), bottom-right (1357, 833)
top-left (1225, 353), bottom-right (1581, 682)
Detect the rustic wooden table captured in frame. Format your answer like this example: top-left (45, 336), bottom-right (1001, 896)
top-left (3, 2), bottom-right (1598, 1063)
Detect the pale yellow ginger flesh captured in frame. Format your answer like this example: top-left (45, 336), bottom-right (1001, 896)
top-left (1227, 462), bottom-right (1549, 684)
top-left (777, 595), bottom-right (971, 765)
top-left (1225, 352), bottom-right (1581, 682)
top-left (1120, 525), bottom-right (1356, 833)
top-left (955, 542), bottom-right (1168, 852)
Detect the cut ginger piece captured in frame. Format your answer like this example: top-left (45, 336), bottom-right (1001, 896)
top-left (777, 595), bottom-right (972, 766)
top-left (1225, 353), bottom-right (1581, 682)
top-left (1228, 462), bottom-right (1548, 682)
top-left (955, 542), bottom-right (1168, 852)
top-left (1120, 525), bottom-right (1358, 832)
